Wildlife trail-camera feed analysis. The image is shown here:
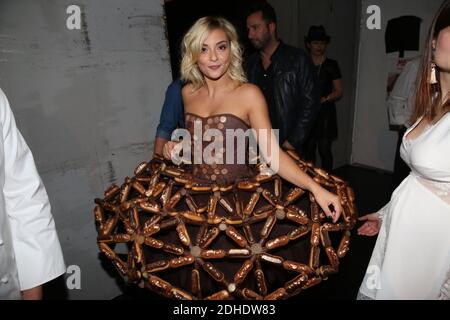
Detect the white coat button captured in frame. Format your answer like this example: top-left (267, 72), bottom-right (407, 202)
top-left (0, 276), bottom-right (9, 284)
top-left (0, 238), bottom-right (4, 245)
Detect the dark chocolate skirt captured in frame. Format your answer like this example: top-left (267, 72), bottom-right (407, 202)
top-left (95, 151), bottom-right (356, 300)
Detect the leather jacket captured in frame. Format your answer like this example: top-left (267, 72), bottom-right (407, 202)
top-left (245, 41), bottom-right (321, 153)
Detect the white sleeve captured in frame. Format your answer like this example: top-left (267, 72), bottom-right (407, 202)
top-left (0, 89), bottom-right (66, 290)
top-left (377, 200), bottom-right (390, 221)
top-left (387, 59), bottom-right (420, 127)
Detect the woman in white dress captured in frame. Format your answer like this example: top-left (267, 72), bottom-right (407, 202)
top-left (357, 0), bottom-right (450, 300)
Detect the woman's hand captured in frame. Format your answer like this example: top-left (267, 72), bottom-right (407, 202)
top-left (162, 141), bottom-right (178, 161)
top-left (312, 186), bottom-right (342, 223)
top-left (357, 212), bottom-right (381, 236)
top-left (320, 96), bottom-right (329, 103)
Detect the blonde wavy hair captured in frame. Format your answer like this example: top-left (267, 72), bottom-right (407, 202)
top-left (180, 16), bottom-right (247, 90)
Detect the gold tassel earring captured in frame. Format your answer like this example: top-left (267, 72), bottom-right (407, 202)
top-left (430, 62), bottom-right (438, 84)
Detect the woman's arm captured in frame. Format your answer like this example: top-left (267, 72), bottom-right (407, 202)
top-left (321, 79), bottom-right (343, 103)
top-left (244, 84), bottom-right (342, 221)
top-left (153, 80), bottom-right (184, 156)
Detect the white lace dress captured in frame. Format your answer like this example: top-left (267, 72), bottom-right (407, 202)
top-left (358, 113), bottom-right (450, 300)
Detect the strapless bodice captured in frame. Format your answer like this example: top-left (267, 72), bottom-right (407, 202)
top-left (185, 113), bottom-right (255, 184)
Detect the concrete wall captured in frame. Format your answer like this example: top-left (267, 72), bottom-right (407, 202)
top-left (269, 0), bottom-right (359, 170)
top-left (352, 0), bottom-right (442, 171)
top-left (0, 0), bottom-right (171, 299)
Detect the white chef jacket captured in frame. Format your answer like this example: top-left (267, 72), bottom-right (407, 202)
top-left (0, 88), bottom-right (65, 299)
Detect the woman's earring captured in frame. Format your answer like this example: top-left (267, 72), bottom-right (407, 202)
top-left (430, 62), bottom-right (438, 84)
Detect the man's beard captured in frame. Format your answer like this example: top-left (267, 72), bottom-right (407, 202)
top-left (251, 33), bottom-right (271, 50)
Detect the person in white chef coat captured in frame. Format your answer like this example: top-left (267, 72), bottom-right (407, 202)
top-left (0, 87), bottom-right (65, 299)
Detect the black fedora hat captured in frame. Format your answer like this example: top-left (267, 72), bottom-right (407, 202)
top-left (305, 25), bottom-right (331, 43)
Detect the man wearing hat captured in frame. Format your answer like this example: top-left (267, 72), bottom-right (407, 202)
top-left (245, 2), bottom-right (320, 156)
top-left (304, 25), bottom-right (343, 171)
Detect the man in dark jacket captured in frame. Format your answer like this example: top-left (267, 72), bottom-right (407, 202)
top-left (245, 2), bottom-right (320, 155)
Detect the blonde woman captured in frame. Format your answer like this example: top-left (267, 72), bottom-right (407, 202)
top-left (164, 17), bottom-right (341, 218)
top-left (150, 16), bottom-right (345, 295)
top-left (96, 16), bottom-right (351, 299)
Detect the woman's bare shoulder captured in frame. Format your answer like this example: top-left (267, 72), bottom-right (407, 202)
top-left (235, 83), bottom-right (265, 103)
top-left (181, 83), bottom-right (194, 97)
top-left (237, 82), bottom-right (263, 94)
top-left (183, 83), bottom-right (204, 105)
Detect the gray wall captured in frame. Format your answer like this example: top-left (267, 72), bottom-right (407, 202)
top-left (0, 0), bottom-right (171, 299)
top-left (269, 0), bottom-right (359, 169)
top-left (352, 0), bottom-right (442, 171)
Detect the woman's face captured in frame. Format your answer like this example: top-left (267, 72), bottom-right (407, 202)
top-left (197, 28), bottom-right (231, 81)
top-left (308, 40), bottom-right (327, 56)
top-left (434, 26), bottom-right (450, 72)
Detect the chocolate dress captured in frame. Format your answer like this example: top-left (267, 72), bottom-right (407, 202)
top-left (95, 113), bottom-right (357, 300)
